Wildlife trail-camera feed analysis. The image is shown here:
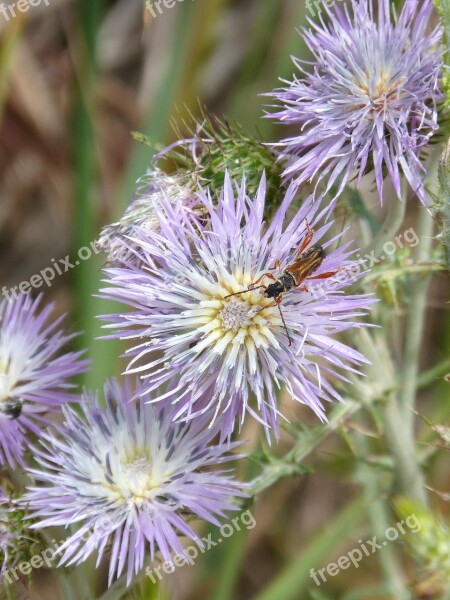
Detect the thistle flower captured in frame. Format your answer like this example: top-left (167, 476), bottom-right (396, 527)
top-left (97, 168), bottom-right (200, 265)
top-left (161, 110), bottom-right (284, 210)
top-left (99, 113), bottom-right (285, 265)
top-left (0, 294), bottom-right (88, 467)
top-left (100, 173), bottom-right (372, 440)
top-left (267, 0), bottom-right (443, 204)
top-left (23, 379), bottom-right (245, 585)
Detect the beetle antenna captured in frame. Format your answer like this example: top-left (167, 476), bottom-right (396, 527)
top-left (224, 285), bottom-right (265, 299)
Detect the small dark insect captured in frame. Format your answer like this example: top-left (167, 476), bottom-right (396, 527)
top-left (1, 398), bottom-right (23, 420)
top-left (225, 226), bottom-right (339, 346)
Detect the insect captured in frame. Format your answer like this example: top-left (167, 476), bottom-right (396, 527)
top-left (225, 226), bottom-right (338, 346)
top-left (1, 398), bottom-right (23, 420)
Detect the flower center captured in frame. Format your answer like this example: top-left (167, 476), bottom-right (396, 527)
top-left (219, 299), bottom-right (254, 332)
top-left (120, 454), bottom-right (154, 503)
top-left (198, 276), bottom-right (282, 350)
top-left (356, 71), bottom-right (407, 110)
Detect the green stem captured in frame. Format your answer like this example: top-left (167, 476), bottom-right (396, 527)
top-left (367, 177), bottom-right (432, 507)
top-left (399, 208), bottom-right (434, 427)
top-left (65, 522), bottom-right (94, 600)
top-left (249, 401), bottom-right (360, 497)
top-left (384, 394), bottom-right (428, 505)
top-left (435, 0), bottom-right (450, 67)
top-left (344, 324), bottom-right (428, 511)
top-left (356, 436), bottom-right (410, 599)
top-left (387, 156), bottom-right (438, 506)
top-left (53, 569), bottom-right (77, 600)
top-left (364, 190), bottom-right (407, 257)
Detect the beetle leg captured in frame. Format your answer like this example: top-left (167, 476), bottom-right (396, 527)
top-left (266, 294), bottom-right (292, 347)
top-left (268, 259), bottom-right (282, 270)
top-left (250, 271), bottom-right (276, 288)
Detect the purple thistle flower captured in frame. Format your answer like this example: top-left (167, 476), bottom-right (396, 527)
top-left (266, 0), bottom-right (443, 204)
top-left (97, 168), bottom-right (201, 265)
top-left (23, 378), bottom-right (245, 586)
top-left (100, 173), bottom-right (372, 440)
top-left (0, 294), bottom-right (88, 467)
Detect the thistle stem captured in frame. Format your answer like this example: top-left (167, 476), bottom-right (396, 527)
top-left (356, 436), bottom-right (409, 599)
top-left (378, 180), bottom-right (434, 506)
top-left (383, 393), bottom-right (428, 505)
top-left (399, 207), bottom-right (434, 429)
top-left (249, 401), bottom-right (361, 497)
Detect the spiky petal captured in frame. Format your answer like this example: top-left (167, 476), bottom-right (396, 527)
top-left (266, 0), bottom-right (443, 204)
top-left (0, 294), bottom-right (88, 467)
top-left (100, 172), bottom-right (373, 440)
top-left (23, 378), bottom-right (245, 586)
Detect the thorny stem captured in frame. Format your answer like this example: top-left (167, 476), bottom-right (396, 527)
top-left (356, 436), bottom-right (410, 599)
top-left (391, 157), bottom-right (438, 506)
top-left (378, 177), bottom-right (435, 507)
top-left (249, 400), bottom-right (361, 497)
top-left (349, 327), bottom-right (427, 504)
top-left (384, 393), bottom-right (428, 505)
top-left (399, 207), bottom-right (434, 429)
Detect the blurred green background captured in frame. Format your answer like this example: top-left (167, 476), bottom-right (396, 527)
top-left (0, 1), bottom-right (449, 599)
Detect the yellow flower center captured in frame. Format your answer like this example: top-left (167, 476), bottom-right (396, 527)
top-left (120, 453), bottom-right (154, 504)
top-left (196, 278), bottom-right (282, 352)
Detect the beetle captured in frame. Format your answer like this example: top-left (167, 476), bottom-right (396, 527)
top-left (225, 227), bottom-right (338, 346)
